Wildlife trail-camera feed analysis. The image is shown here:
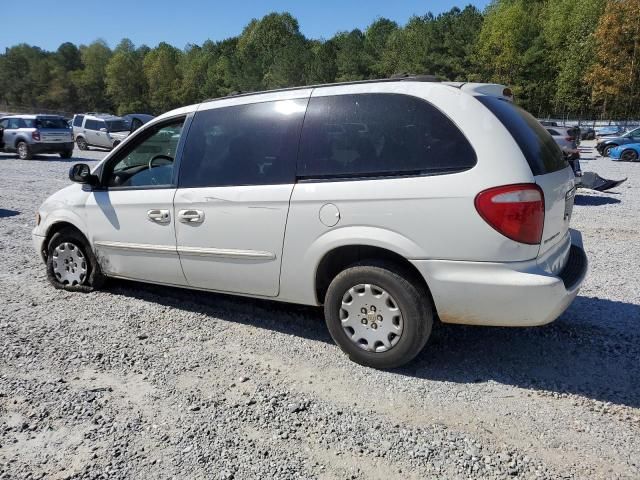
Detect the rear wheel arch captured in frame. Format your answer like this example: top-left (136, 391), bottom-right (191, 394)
top-left (314, 244), bottom-right (434, 307)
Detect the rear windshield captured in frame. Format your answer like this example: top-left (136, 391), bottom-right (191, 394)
top-left (477, 96), bottom-right (567, 176)
top-left (35, 117), bottom-right (68, 129)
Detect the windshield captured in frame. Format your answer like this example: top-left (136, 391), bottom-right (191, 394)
top-left (35, 117), bottom-right (69, 129)
top-left (106, 120), bottom-right (129, 132)
top-left (623, 127), bottom-right (640, 137)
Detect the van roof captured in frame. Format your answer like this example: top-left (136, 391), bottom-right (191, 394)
top-left (201, 76), bottom-right (510, 104)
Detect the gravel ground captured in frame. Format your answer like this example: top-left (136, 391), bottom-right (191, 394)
top-left (1, 142), bottom-right (639, 479)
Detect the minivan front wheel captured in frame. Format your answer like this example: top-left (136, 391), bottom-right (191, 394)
top-left (46, 228), bottom-right (105, 292)
top-left (324, 263), bottom-right (433, 369)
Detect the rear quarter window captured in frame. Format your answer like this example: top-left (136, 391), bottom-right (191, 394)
top-left (298, 93), bottom-right (476, 179)
top-left (477, 96), bottom-right (567, 175)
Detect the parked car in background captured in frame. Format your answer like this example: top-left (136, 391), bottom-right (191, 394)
top-left (0, 114), bottom-right (74, 159)
top-left (33, 78), bottom-right (587, 369)
top-left (595, 125), bottom-right (624, 138)
top-left (72, 113), bottom-right (131, 151)
top-left (540, 120), bottom-right (559, 127)
top-left (123, 113), bottom-right (155, 133)
top-left (609, 143), bottom-right (640, 162)
top-left (596, 126), bottom-right (640, 156)
top-left (546, 127), bottom-right (579, 159)
top-left (580, 126), bottom-right (596, 140)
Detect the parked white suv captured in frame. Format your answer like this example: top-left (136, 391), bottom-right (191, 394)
top-left (33, 78), bottom-right (587, 368)
top-left (72, 113), bottom-right (130, 150)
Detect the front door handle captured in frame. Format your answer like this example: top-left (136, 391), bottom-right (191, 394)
top-left (147, 209), bottom-right (170, 224)
top-left (178, 209), bottom-right (205, 224)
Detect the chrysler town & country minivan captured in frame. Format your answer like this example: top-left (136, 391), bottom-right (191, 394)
top-left (33, 77), bottom-right (588, 368)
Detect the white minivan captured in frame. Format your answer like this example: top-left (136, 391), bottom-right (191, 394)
top-left (33, 77), bottom-right (587, 368)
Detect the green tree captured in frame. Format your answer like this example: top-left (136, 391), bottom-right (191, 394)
top-left (143, 42), bottom-right (183, 113)
top-left (364, 18), bottom-right (398, 77)
top-left (333, 29), bottom-right (368, 81)
top-left (235, 12), bottom-right (308, 90)
top-left (543, 0), bottom-right (606, 116)
top-left (474, 0), bottom-right (552, 113)
top-left (72, 40), bottom-right (113, 112)
top-left (106, 39), bottom-right (149, 114)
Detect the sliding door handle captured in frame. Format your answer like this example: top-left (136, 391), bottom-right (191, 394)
top-left (178, 209), bottom-right (205, 224)
top-left (147, 209), bottom-right (171, 223)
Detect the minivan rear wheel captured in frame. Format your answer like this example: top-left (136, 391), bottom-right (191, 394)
top-left (324, 262), bottom-right (433, 369)
top-left (46, 228), bottom-right (106, 292)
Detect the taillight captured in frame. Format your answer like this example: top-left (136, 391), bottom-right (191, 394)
top-left (475, 184), bottom-right (545, 245)
top-left (565, 136), bottom-right (574, 141)
top-left (32, 130), bottom-right (41, 141)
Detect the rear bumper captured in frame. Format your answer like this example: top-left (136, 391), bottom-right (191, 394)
top-left (31, 142), bottom-right (74, 154)
top-left (411, 231), bottom-right (588, 327)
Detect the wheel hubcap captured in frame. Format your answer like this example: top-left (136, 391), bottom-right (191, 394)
top-left (622, 151), bottom-right (637, 162)
top-left (52, 242), bottom-right (87, 286)
top-left (18, 144), bottom-right (27, 157)
top-left (340, 284), bottom-right (404, 353)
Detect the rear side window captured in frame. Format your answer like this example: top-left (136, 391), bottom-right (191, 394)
top-left (73, 115), bottom-right (84, 127)
top-left (85, 119), bottom-right (98, 130)
top-left (477, 96), bottom-right (567, 175)
top-left (179, 99), bottom-right (307, 188)
top-left (547, 129), bottom-right (560, 136)
top-left (298, 93), bottom-right (476, 179)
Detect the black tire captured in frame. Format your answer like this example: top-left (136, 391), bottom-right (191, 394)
top-left (76, 137), bottom-right (88, 151)
top-left (324, 262), bottom-right (433, 369)
top-left (46, 227), bottom-right (106, 292)
top-left (59, 150), bottom-right (73, 159)
top-left (17, 141), bottom-right (32, 160)
top-left (620, 149), bottom-right (639, 162)
top-left (603, 145), bottom-right (616, 157)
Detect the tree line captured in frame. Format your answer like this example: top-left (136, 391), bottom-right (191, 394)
top-left (0, 0), bottom-right (638, 119)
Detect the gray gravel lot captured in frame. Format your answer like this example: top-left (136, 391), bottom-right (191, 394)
top-left (0, 142), bottom-right (639, 479)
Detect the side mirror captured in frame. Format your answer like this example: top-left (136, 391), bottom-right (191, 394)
top-left (69, 163), bottom-right (98, 186)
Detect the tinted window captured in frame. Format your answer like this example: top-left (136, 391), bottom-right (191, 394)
top-left (298, 94), bottom-right (476, 179)
top-left (85, 119), bottom-right (105, 131)
top-left (179, 99), bottom-right (307, 188)
top-left (106, 120), bottom-right (129, 132)
top-left (73, 115), bottom-right (84, 127)
top-left (36, 117), bottom-right (68, 129)
top-left (477, 96), bottom-right (567, 175)
top-left (547, 129), bottom-right (560, 136)
top-left (105, 119), bottom-right (184, 188)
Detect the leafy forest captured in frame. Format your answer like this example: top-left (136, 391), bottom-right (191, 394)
top-left (0, 0), bottom-right (639, 119)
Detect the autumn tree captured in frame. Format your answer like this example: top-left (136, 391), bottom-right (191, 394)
top-left (587, 0), bottom-right (640, 118)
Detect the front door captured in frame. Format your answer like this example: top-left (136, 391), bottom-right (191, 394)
top-left (173, 97), bottom-right (308, 296)
top-left (85, 116), bottom-right (188, 285)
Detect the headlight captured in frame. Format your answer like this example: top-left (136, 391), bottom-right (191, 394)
top-left (35, 212), bottom-right (41, 226)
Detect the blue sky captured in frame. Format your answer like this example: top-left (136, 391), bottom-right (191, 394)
top-left (1, 0), bottom-right (491, 52)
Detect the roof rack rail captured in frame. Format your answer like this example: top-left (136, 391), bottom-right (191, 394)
top-left (202, 74), bottom-right (442, 104)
